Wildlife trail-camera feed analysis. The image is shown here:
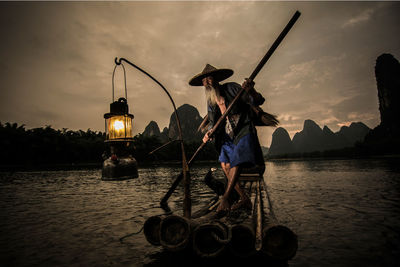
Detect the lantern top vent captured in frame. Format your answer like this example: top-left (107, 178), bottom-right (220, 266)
top-left (104, 98), bottom-right (134, 119)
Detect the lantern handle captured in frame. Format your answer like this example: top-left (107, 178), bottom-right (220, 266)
top-left (111, 62), bottom-right (128, 102)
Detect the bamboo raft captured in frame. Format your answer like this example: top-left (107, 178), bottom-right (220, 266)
top-left (144, 169), bottom-right (298, 260)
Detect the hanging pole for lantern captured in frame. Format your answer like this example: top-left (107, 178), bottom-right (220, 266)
top-left (115, 57), bottom-right (191, 218)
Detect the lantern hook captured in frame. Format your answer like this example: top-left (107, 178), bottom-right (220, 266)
top-left (112, 61), bottom-right (128, 102)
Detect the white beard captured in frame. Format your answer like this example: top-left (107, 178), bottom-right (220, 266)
top-left (205, 86), bottom-right (220, 106)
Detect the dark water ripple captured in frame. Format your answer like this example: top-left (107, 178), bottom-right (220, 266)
top-left (265, 158), bottom-right (400, 267)
top-left (0, 159), bottom-right (399, 266)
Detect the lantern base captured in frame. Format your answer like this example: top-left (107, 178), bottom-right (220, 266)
top-left (102, 155), bottom-right (138, 180)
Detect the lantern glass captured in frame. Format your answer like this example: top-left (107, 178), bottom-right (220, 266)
top-left (105, 114), bottom-right (134, 141)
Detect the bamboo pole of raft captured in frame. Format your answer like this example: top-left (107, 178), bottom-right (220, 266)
top-left (143, 215), bottom-right (169, 246)
top-left (157, 200), bottom-right (230, 256)
top-left (144, 169), bottom-right (221, 246)
top-left (228, 181), bottom-right (257, 257)
top-left (190, 172), bottom-right (232, 258)
top-left (260, 180), bottom-right (298, 260)
top-left (255, 180), bottom-right (263, 251)
top-left (157, 195), bottom-right (229, 254)
top-left (159, 214), bottom-right (192, 252)
top-left (191, 174), bottom-right (232, 258)
top-left (192, 213), bottom-right (231, 258)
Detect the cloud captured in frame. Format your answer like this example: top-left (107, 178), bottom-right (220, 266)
top-left (320, 116), bottom-right (340, 125)
top-left (342, 8), bottom-right (374, 28)
top-left (279, 113), bottom-right (301, 122)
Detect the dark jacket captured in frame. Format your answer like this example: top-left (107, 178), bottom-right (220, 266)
top-left (207, 82), bottom-right (263, 153)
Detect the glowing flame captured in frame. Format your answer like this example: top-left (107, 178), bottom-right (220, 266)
top-left (113, 120), bottom-right (125, 131)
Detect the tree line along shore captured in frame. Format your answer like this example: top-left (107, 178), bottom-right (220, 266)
top-left (0, 122), bottom-right (219, 170)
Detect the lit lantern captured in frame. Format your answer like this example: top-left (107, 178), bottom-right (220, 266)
top-left (104, 98), bottom-right (134, 142)
top-left (102, 65), bottom-right (138, 180)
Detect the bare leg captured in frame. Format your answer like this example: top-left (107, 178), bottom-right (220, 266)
top-left (221, 162), bottom-right (230, 177)
top-left (221, 163), bottom-right (250, 201)
top-left (217, 164), bottom-right (250, 213)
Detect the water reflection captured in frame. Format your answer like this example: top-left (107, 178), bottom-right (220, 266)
top-left (0, 158), bottom-right (399, 266)
top-left (265, 158), bottom-right (400, 267)
top-left (143, 250), bottom-right (288, 267)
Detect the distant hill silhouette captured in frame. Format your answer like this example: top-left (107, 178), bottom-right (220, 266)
top-left (142, 104), bottom-right (275, 159)
top-left (142, 104), bottom-right (204, 142)
top-left (292, 120), bottom-right (325, 153)
top-left (321, 125), bottom-right (341, 151)
top-left (141, 104), bottom-right (218, 161)
top-left (375, 53), bottom-right (400, 129)
top-left (142, 120), bottom-right (168, 142)
top-left (338, 122), bottom-right (371, 147)
top-left (268, 120), bottom-right (370, 157)
top-left (268, 127), bottom-right (294, 156)
top-left (363, 53), bottom-right (400, 154)
top-left (269, 53), bottom-right (400, 158)
top-left (143, 121), bottom-right (160, 137)
top-left (168, 104), bottom-right (204, 141)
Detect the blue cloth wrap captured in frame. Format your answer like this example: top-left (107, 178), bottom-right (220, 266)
top-left (218, 133), bottom-right (257, 167)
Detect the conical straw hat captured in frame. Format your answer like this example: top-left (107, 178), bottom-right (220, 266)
top-left (189, 64), bottom-right (233, 86)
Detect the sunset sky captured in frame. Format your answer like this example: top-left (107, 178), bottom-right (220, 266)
top-left (0, 1), bottom-right (399, 147)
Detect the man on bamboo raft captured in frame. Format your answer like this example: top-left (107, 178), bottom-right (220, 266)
top-left (189, 64), bottom-right (277, 215)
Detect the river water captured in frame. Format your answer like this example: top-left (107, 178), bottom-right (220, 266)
top-left (0, 158), bottom-right (399, 267)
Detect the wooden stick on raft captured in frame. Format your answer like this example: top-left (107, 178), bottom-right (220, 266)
top-left (255, 180), bottom-right (263, 251)
top-left (228, 181), bottom-right (257, 258)
top-left (260, 180), bottom-right (298, 260)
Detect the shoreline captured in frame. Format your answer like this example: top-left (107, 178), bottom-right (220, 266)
top-left (266, 154), bottom-right (400, 162)
top-left (1, 155), bottom-right (400, 172)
